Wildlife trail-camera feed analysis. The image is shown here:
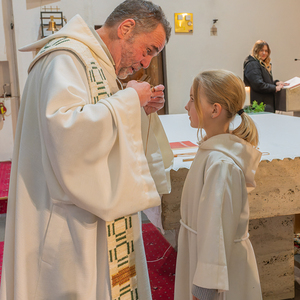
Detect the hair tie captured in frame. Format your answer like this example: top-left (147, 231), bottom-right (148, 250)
top-left (237, 109), bottom-right (244, 116)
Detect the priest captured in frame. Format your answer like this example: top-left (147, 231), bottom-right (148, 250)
top-left (0, 1), bottom-right (172, 299)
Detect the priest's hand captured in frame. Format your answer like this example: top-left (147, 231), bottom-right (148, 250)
top-left (144, 84), bottom-right (165, 115)
top-left (126, 80), bottom-right (151, 107)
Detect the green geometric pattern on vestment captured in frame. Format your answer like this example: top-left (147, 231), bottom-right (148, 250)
top-left (31, 37), bottom-right (138, 300)
top-left (30, 37), bottom-right (112, 103)
top-left (89, 61), bottom-right (111, 103)
top-left (107, 216), bottom-right (139, 300)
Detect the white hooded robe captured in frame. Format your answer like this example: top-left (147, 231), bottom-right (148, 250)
top-left (174, 134), bottom-right (262, 300)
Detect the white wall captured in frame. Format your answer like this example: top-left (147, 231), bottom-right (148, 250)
top-left (0, 0), bottom-right (7, 61)
top-left (163, 0), bottom-right (300, 113)
top-left (0, 0), bottom-right (9, 96)
top-left (11, 0), bottom-right (300, 113)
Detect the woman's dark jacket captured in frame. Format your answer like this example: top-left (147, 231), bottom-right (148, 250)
top-left (243, 55), bottom-right (278, 112)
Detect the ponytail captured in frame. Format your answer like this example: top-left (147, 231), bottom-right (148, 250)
top-left (232, 112), bottom-right (258, 147)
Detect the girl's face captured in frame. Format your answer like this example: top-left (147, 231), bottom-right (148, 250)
top-left (185, 85), bottom-right (212, 129)
top-left (185, 87), bottom-right (199, 128)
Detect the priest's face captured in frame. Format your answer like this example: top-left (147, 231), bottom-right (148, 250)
top-left (116, 24), bottom-right (166, 79)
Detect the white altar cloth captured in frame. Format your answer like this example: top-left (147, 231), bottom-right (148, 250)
top-left (159, 113), bottom-right (300, 171)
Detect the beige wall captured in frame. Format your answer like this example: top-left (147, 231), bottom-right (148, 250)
top-left (8, 0), bottom-right (300, 113)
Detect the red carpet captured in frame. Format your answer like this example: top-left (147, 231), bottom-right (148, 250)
top-left (142, 223), bottom-right (177, 300)
top-left (0, 162), bottom-right (11, 199)
top-left (0, 161), bottom-right (11, 214)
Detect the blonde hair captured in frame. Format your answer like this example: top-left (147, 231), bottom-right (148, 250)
top-left (193, 69), bottom-right (259, 147)
top-left (251, 40), bottom-right (271, 66)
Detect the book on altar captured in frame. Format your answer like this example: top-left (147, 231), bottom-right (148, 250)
top-left (284, 77), bottom-right (300, 89)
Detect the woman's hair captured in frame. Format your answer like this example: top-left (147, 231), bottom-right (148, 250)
top-left (251, 40), bottom-right (271, 65)
top-left (193, 69), bottom-right (259, 147)
top-left (104, 0), bottom-right (171, 43)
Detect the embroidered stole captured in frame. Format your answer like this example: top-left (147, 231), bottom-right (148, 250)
top-left (32, 37), bottom-right (139, 300)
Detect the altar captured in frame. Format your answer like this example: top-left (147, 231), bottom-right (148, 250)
top-left (159, 113), bottom-right (300, 300)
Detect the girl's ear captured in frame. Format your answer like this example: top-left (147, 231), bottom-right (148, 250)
top-left (117, 19), bottom-right (136, 39)
top-left (211, 103), bottom-right (222, 118)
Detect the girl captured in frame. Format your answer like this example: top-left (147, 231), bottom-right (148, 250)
top-left (174, 70), bottom-right (263, 300)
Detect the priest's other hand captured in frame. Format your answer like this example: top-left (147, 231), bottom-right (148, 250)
top-left (126, 80), bottom-right (151, 107)
top-left (144, 84), bottom-right (165, 115)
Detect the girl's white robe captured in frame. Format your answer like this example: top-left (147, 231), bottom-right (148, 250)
top-left (174, 134), bottom-right (262, 300)
top-left (0, 15), bottom-right (173, 300)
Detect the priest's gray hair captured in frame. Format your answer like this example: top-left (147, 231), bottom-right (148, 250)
top-left (104, 0), bottom-right (171, 43)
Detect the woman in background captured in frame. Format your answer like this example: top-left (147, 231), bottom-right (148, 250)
top-left (243, 40), bottom-right (288, 112)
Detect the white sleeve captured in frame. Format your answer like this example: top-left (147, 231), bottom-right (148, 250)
top-left (37, 51), bottom-right (161, 221)
top-left (140, 110), bottom-right (173, 194)
top-left (192, 160), bottom-right (244, 291)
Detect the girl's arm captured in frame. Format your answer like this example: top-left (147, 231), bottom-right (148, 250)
top-left (192, 159), bottom-right (244, 292)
